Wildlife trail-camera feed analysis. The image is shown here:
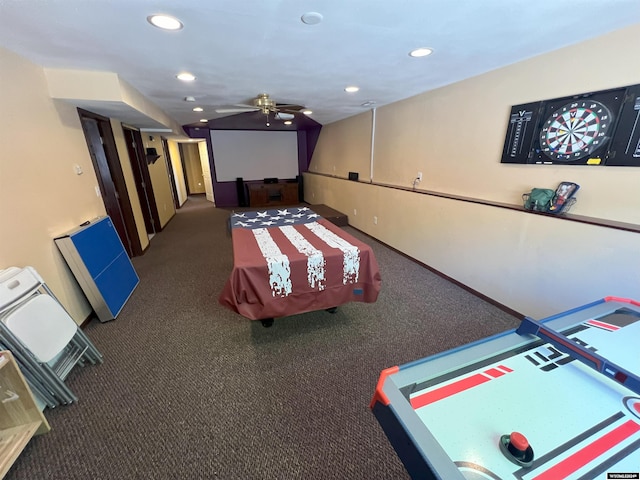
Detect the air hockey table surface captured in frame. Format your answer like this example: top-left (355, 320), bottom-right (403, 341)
top-left (370, 297), bottom-right (640, 480)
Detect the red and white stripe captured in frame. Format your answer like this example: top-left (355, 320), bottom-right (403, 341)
top-left (304, 221), bottom-right (360, 284)
top-left (280, 225), bottom-right (326, 291)
top-left (251, 221), bottom-right (360, 297)
top-left (252, 227), bottom-right (292, 297)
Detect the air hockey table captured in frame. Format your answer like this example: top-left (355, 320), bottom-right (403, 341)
top-left (370, 297), bottom-right (640, 480)
top-left (219, 207), bottom-right (381, 325)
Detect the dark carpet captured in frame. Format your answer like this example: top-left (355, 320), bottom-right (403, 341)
top-left (7, 196), bottom-right (520, 480)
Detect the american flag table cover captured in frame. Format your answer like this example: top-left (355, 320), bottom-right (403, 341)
top-left (219, 207), bottom-right (381, 320)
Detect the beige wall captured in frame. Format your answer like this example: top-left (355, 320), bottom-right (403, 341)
top-left (197, 141), bottom-right (214, 203)
top-left (307, 24), bottom-right (640, 318)
top-left (140, 134), bottom-right (176, 228)
top-left (182, 143), bottom-right (205, 194)
top-left (110, 120), bottom-right (149, 251)
top-left (0, 47), bottom-right (165, 324)
top-left (166, 140), bottom-right (188, 207)
top-left (308, 113), bottom-right (373, 181)
top-left (0, 47), bottom-right (105, 322)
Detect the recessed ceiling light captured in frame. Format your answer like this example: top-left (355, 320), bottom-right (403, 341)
top-left (284, 120), bottom-right (293, 125)
top-left (147, 15), bottom-right (183, 31)
top-left (345, 86), bottom-right (359, 93)
top-left (301, 12), bottom-right (323, 25)
top-left (409, 47), bottom-right (434, 58)
top-left (302, 109), bottom-right (313, 115)
top-left (177, 72), bottom-right (196, 81)
top-left (193, 107), bottom-right (203, 112)
top-left (184, 96), bottom-right (195, 102)
top-left (200, 119), bottom-right (208, 123)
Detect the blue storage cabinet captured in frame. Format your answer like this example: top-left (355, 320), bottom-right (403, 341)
top-left (54, 216), bottom-right (139, 322)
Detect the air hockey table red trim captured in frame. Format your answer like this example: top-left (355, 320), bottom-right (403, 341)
top-left (370, 297), bottom-right (640, 480)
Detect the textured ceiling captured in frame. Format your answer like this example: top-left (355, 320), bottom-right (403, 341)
top-left (1, 1), bottom-right (640, 132)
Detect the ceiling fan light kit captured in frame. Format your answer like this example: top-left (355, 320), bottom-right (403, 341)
top-left (254, 93), bottom-right (276, 114)
top-left (276, 112), bottom-right (295, 121)
top-left (214, 93), bottom-right (306, 123)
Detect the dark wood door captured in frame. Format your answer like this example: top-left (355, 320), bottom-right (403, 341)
top-left (162, 138), bottom-right (181, 209)
top-left (123, 127), bottom-right (161, 235)
top-left (78, 109), bottom-right (142, 257)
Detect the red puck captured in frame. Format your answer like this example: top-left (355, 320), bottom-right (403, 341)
top-left (510, 432), bottom-right (529, 452)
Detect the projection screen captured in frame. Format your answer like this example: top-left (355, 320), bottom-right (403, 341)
top-left (210, 130), bottom-right (299, 182)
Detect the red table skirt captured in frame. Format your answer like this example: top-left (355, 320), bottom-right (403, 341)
top-left (219, 212), bottom-right (381, 320)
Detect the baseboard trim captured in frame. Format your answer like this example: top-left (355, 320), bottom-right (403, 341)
top-left (348, 226), bottom-right (524, 320)
top-left (79, 312), bottom-right (94, 329)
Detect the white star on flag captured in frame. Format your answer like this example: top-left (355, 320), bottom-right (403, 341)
top-left (230, 208), bottom-right (325, 230)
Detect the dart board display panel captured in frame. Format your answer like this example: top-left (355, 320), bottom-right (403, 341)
top-left (533, 88), bottom-right (625, 165)
top-left (605, 83), bottom-right (640, 166)
top-left (500, 83), bottom-right (640, 166)
top-left (500, 101), bottom-right (543, 164)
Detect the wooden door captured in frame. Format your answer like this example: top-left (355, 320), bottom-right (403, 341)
top-left (78, 109), bottom-right (142, 257)
top-left (123, 127), bottom-right (161, 235)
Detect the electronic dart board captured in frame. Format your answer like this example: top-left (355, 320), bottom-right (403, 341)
top-left (539, 100), bottom-right (613, 162)
top-left (533, 88), bottom-right (625, 165)
top-left (500, 83), bottom-right (640, 166)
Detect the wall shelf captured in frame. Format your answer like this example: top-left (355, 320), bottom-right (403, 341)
top-left (306, 172), bottom-right (640, 235)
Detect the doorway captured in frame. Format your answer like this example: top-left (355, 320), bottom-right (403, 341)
top-left (198, 141), bottom-right (215, 204)
top-left (122, 127), bottom-right (161, 239)
top-left (78, 109), bottom-right (142, 257)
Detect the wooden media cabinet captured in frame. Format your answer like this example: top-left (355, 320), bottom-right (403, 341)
top-left (247, 182), bottom-right (299, 208)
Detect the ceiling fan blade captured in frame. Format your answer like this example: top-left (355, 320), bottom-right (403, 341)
top-left (277, 104), bottom-right (305, 111)
top-left (215, 107), bottom-right (259, 114)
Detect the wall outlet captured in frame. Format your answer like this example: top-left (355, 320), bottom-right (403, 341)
top-left (353, 209), bottom-right (357, 216)
top-left (373, 215), bottom-right (378, 225)
top-left (417, 171), bottom-right (423, 182)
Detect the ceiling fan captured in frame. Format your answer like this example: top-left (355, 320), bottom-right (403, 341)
top-left (215, 93), bottom-right (305, 121)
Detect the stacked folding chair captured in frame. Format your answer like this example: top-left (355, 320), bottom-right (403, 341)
top-left (0, 266), bottom-right (103, 408)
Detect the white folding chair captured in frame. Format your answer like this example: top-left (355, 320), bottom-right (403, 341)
top-left (0, 266), bottom-right (103, 406)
